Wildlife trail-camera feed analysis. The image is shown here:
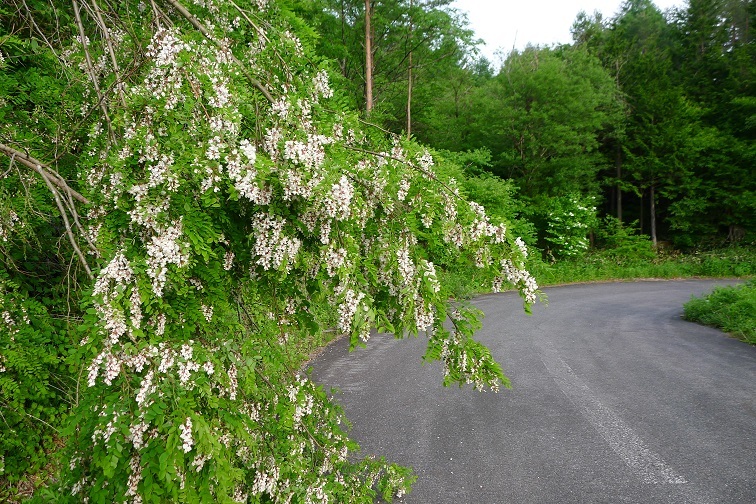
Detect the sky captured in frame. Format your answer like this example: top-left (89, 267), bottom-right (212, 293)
top-left (451, 0), bottom-right (685, 63)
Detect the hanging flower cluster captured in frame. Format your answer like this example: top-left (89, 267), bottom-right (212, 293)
top-left (56, 1), bottom-right (541, 502)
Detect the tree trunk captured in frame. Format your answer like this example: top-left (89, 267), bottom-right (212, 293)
top-left (406, 49), bottom-right (412, 138)
top-left (364, 0), bottom-right (374, 113)
top-left (640, 191), bottom-right (644, 235)
top-left (650, 183), bottom-right (657, 247)
top-left (406, 0), bottom-right (413, 139)
top-left (615, 144), bottom-right (622, 223)
top-left (339, 0), bottom-right (347, 77)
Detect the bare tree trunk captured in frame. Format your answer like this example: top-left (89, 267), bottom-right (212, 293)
top-left (406, 50), bottom-right (412, 137)
top-left (364, 0), bottom-right (374, 113)
top-left (340, 0), bottom-right (347, 77)
top-left (406, 0), bottom-right (413, 138)
top-left (650, 183), bottom-right (657, 247)
top-left (615, 144), bottom-right (622, 223)
top-left (640, 191), bottom-right (645, 235)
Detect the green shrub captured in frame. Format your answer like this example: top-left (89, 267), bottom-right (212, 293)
top-left (684, 281), bottom-right (756, 344)
top-left (0, 274), bottom-right (71, 499)
top-left (594, 217), bottom-right (655, 261)
top-left (542, 194), bottom-right (599, 259)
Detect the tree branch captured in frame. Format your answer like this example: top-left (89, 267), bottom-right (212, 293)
top-left (0, 143), bottom-right (89, 204)
top-left (37, 167), bottom-right (94, 280)
top-left (72, 0), bottom-right (116, 143)
top-left (86, 0), bottom-right (128, 107)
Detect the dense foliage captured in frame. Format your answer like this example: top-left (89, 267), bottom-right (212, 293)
top-left (0, 0), bottom-right (540, 502)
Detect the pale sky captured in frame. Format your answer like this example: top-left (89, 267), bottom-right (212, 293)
top-left (451, 0), bottom-right (686, 63)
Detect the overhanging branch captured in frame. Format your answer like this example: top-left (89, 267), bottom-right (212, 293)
top-left (0, 143), bottom-right (89, 204)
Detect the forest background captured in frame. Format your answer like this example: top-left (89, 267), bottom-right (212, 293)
top-left (299, 0), bottom-right (755, 254)
top-left (0, 0), bottom-right (754, 502)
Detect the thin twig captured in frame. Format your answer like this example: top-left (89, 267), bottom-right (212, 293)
top-left (344, 145), bottom-right (463, 201)
top-left (65, 188), bottom-right (98, 254)
top-left (2, 152), bottom-right (15, 178)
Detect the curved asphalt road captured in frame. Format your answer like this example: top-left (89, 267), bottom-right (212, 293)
top-left (309, 280), bottom-right (756, 504)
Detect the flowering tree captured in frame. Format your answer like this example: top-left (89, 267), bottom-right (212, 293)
top-left (0, 1), bottom-right (538, 501)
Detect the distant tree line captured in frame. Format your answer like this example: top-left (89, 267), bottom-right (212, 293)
top-left (296, 0), bottom-right (756, 252)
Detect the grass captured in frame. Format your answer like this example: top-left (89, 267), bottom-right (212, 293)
top-left (441, 246), bottom-right (756, 300)
top-left (530, 246), bottom-right (756, 286)
top-left (683, 280), bottom-right (756, 345)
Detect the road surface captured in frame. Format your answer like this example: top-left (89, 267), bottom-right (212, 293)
top-left (309, 280), bottom-right (756, 503)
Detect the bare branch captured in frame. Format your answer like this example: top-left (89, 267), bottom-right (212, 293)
top-left (72, 0), bottom-right (116, 143)
top-left (37, 166), bottom-right (94, 280)
top-left (87, 0), bottom-right (127, 107)
top-left (0, 143), bottom-right (89, 205)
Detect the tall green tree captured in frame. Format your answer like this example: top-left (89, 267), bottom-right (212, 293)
top-left (470, 46), bottom-right (621, 201)
top-left (601, 0), bottom-right (699, 245)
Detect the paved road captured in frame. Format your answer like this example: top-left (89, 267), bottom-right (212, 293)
top-left (309, 280), bottom-right (756, 504)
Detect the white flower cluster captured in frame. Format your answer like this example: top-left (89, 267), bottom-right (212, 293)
top-left (324, 175), bottom-right (353, 220)
top-left (191, 453), bottom-right (211, 472)
top-left (179, 417), bottom-right (193, 453)
top-left (252, 464), bottom-right (280, 497)
top-left (416, 149), bottom-right (434, 171)
top-left (130, 287), bottom-right (142, 329)
top-left (226, 142), bottom-right (271, 205)
top-left (312, 70), bottom-right (333, 99)
top-left (135, 370), bottom-right (155, 407)
top-left (283, 133), bottom-right (328, 171)
top-left (515, 236), bottom-right (529, 258)
top-left (126, 456), bottom-right (143, 500)
top-left (337, 289), bottom-right (365, 333)
top-left (129, 420), bottom-right (149, 450)
top-left (201, 304), bottom-right (214, 322)
top-left (396, 244), bottom-right (415, 287)
top-left (420, 259), bottom-right (441, 293)
top-left (324, 246), bottom-right (347, 277)
top-left (93, 253), bottom-right (133, 299)
top-left (223, 251), bottom-right (235, 270)
top-left (415, 296), bottom-right (434, 332)
top-left (497, 258), bottom-right (539, 304)
top-left (88, 350), bottom-right (123, 387)
top-left (397, 178), bottom-right (410, 201)
top-left (251, 214), bottom-right (301, 271)
top-left (0, 210), bottom-right (19, 242)
top-left (145, 222), bottom-right (190, 297)
top-left (209, 77), bottom-right (231, 108)
top-left (271, 97), bottom-right (289, 119)
top-left (144, 28), bottom-right (190, 110)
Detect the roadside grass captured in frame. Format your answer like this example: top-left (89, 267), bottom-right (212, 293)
top-left (683, 280), bottom-right (756, 345)
top-left (440, 246), bottom-right (756, 300)
top-left (531, 246), bottom-right (756, 286)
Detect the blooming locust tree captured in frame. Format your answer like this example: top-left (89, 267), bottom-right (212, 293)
top-left (1, 1), bottom-right (538, 501)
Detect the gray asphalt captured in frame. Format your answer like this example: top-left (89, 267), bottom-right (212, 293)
top-left (308, 280), bottom-right (756, 504)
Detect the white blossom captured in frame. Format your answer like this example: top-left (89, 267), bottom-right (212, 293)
top-left (179, 417), bottom-right (193, 453)
top-left (337, 289), bottom-right (365, 333)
